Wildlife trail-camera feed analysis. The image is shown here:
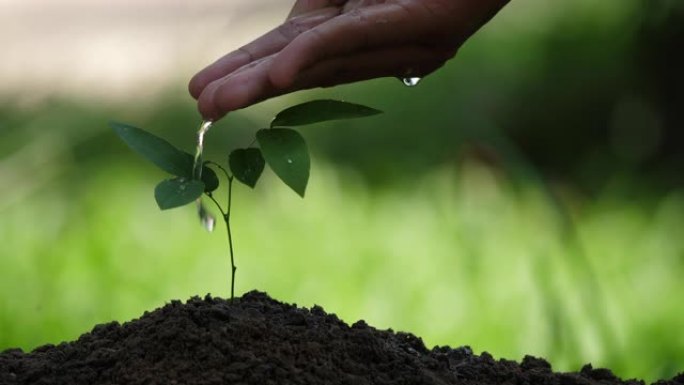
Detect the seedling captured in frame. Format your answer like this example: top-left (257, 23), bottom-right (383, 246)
top-left (111, 100), bottom-right (381, 300)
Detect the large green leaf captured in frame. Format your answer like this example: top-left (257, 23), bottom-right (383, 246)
top-left (257, 129), bottom-right (310, 197)
top-left (110, 121), bottom-right (219, 193)
top-left (154, 177), bottom-right (205, 210)
top-left (111, 121), bottom-right (191, 176)
top-left (229, 148), bottom-right (265, 188)
top-left (270, 100), bottom-right (382, 128)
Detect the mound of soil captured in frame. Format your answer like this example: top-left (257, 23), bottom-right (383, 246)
top-left (1, 291), bottom-right (681, 385)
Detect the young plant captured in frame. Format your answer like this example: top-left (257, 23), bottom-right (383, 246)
top-left (111, 99), bottom-right (381, 300)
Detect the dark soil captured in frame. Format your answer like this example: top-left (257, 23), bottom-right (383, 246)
top-left (1, 291), bottom-right (681, 385)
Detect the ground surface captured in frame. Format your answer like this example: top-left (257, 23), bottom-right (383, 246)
top-left (1, 291), bottom-right (682, 385)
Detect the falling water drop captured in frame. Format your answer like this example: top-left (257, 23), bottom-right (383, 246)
top-left (287, 158), bottom-right (293, 164)
top-left (197, 200), bottom-right (216, 232)
top-left (401, 77), bottom-right (422, 87)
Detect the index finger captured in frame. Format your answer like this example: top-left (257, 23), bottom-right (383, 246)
top-left (189, 6), bottom-right (342, 99)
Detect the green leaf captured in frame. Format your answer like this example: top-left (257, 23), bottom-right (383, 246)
top-left (257, 129), bottom-right (310, 197)
top-left (154, 177), bottom-right (205, 210)
top-left (110, 121), bottom-right (192, 177)
top-left (110, 121), bottom-right (219, 192)
top-left (270, 99), bottom-right (382, 128)
top-left (229, 148), bottom-right (265, 188)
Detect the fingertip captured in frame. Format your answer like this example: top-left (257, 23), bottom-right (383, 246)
top-left (197, 79), bottom-right (250, 121)
top-left (197, 84), bottom-right (222, 121)
top-left (197, 56), bottom-right (285, 119)
top-left (197, 102), bottom-right (221, 122)
top-left (189, 72), bottom-right (210, 100)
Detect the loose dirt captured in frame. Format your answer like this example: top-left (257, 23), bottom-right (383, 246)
top-left (1, 291), bottom-right (682, 385)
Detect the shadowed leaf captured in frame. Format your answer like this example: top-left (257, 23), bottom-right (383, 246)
top-left (201, 165), bottom-right (219, 193)
top-left (229, 148), bottom-right (265, 188)
top-left (257, 129), bottom-right (310, 197)
top-left (154, 177), bottom-right (205, 210)
top-left (270, 100), bottom-right (382, 128)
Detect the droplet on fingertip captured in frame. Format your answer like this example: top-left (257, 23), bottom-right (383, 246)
top-left (401, 77), bottom-right (422, 87)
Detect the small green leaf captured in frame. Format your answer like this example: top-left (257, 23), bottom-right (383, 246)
top-left (110, 121), bottom-right (219, 192)
top-left (270, 99), bottom-right (382, 128)
top-left (154, 177), bottom-right (205, 210)
top-left (201, 166), bottom-right (220, 193)
top-left (257, 129), bottom-right (310, 197)
top-left (229, 148), bottom-right (265, 188)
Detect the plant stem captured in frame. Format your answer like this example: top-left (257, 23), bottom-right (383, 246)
top-left (203, 167), bottom-right (237, 301)
top-left (206, 193), bottom-right (227, 217)
top-left (207, 161), bottom-right (231, 181)
top-left (225, 176), bottom-right (236, 301)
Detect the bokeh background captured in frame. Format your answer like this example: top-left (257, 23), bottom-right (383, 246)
top-left (1, 0), bottom-right (683, 381)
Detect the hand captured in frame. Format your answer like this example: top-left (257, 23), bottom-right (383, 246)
top-left (189, 0), bottom-right (510, 120)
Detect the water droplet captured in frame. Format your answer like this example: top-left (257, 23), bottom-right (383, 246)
top-left (287, 158), bottom-right (293, 164)
top-left (401, 77), bottom-right (422, 87)
top-left (201, 215), bottom-right (216, 232)
top-left (197, 201), bottom-right (216, 232)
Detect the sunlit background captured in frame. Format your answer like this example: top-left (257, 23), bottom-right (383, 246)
top-left (1, 0), bottom-right (683, 382)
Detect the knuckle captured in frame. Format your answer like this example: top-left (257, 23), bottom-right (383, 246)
top-left (279, 18), bottom-right (309, 40)
top-left (237, 47), bottom-right (254, 63)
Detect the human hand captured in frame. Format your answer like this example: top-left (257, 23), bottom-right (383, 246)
top-left (189, 0), bottom-right (510, 120)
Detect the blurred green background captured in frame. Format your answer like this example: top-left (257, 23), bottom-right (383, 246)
top-left (1, 0), bottom-right (683, 382)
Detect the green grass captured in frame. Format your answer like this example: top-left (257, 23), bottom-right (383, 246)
top-left (0, 157), bottom-right (682, 382)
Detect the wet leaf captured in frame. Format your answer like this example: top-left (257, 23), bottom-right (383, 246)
top-left (257, 129), bottom-right (310, 197)
top-left (154, 177), bottom-right (205, 210)
top-left (110, 121), bottom-right (219, 192)
top-left (270, 100), bottom-right (382, 128)
top-left (229, 148), bottom-right (265, 188)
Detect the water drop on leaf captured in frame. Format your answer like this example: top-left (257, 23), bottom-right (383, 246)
top-left (257, 128), bottom-right (310, 198)
top-left (154, 178), bottom-right (205, 210)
